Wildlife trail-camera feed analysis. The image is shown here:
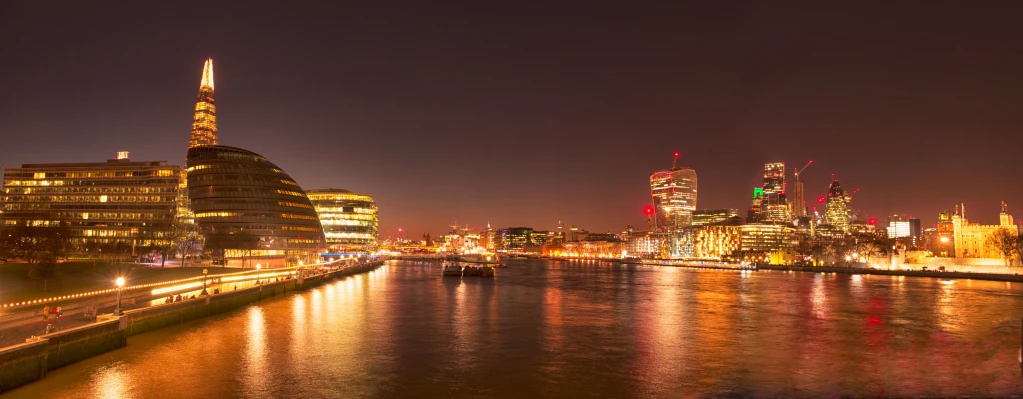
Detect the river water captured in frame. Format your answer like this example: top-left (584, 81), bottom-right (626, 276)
top-left (7, 259), bottom-right (1023, 398)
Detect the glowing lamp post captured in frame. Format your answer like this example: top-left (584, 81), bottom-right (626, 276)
top-left (115, 277), bottom-right (125, 315)
top-left (201, 268), bottom-right (209, 295)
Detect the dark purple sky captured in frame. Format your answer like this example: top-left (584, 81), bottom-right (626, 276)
top-left (3, 1), bottom-right (1022, 237)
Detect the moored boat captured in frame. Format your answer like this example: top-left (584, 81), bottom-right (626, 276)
top-left (443, 264), bottom-right (463, 276)
top-left (480, 265), bottom-right (495, 277)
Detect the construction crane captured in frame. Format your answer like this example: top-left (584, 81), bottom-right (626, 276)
top-left (792, 160), bottom-right (813, 217)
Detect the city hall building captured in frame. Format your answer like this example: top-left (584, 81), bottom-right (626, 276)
top-left (186, 145), bottom-right (326, 267)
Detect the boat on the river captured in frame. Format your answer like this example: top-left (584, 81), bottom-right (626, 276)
top-left (456, 254), bottom-right (499, 264)
top-left (463, 266), bottom-right (482, 276)
top-left (443, 265), bottom-right (463, 276)
top-left (480, 265), bottom-right (495, 277)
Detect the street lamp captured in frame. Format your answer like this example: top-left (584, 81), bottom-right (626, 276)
top-left (115, 277), bottom-right (125, 315)
top-left (201, 268), bottom-right (209, 295)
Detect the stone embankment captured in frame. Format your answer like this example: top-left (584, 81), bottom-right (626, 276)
top-left (0, 261), bottom-right (383, 393)
top-left (757, 264), bottom-right (1023, 282)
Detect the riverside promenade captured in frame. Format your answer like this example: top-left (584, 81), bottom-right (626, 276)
top-left (0, 259), bottom-right (384, 393)
top-left (757, 264), bottom-right (1023, 282)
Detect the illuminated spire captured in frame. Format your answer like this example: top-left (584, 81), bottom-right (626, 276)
top-left (200, 58), bottom-right (214, 90)
top-left (188, 58), bottom-right (218, 148)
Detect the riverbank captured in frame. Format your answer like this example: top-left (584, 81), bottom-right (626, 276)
top-left (757, 264), bottom-right (1023, 282)
top-left (0, 260), bottom-right (384, 393)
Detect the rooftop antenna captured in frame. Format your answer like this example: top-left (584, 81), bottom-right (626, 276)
top-left (672, 152), bottom-right (679, 169)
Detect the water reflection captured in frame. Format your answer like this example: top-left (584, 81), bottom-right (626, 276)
top-left (9, 260), bottom-right (1023, 398)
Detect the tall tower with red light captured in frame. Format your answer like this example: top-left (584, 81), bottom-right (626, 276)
top-left (649, 152), bottom-right (697, 231)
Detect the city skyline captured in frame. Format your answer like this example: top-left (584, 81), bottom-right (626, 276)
top-left (3, 3), bottom-right (1023, 235)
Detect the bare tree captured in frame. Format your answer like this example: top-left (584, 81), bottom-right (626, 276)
top-left (985, 228), bottom-right (1017, 267)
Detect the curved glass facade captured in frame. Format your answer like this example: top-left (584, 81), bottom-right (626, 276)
top-left (186, 145), bottom-right (325, 266)
top-left (306, 189), bottom-right (378, 254)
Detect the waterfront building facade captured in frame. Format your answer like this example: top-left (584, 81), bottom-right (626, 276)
top-left (952, 202), bottom-right (1017, 259)
top-left (824, 180), bottom-right (851, 232)
top-left (500, 227), bottom-right (534, 253)
top-left (1, 153), bottom-right (180, 251)
top-left (552, 237), bottom-right (627, 258)
top-left (186, 145), bottom-right (325, 267)
top-left (650, 167), bottom-right (697, 230)
top-left (306, 189), bottom-right (378, 254)
top-left (623, 231), bottom-right (667, 258)
top-left (738, 224), bottom-right (797, 262)
top-left (694, 225), bottom-right (741, 259)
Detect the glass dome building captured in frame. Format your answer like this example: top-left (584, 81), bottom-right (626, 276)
top-left (186, 145), bottom-right (325, 267)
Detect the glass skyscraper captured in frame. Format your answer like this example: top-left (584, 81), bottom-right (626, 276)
top-left (761, 162), bottom-right (790, 223)
top-left (825, 180), bottom-right (851, 232)
top-left (649, 167), bottom-right (697, 230)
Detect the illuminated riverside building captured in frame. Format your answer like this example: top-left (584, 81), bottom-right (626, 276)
top-left (306, 189), bottom-right (378, 254)
top-left (952, 202), bottom-right (1017, 259)
top-left (1, 152), bottom-right (179, 249)
top-left (650, 160), bottom-right (697, 230)
top-left (760, 162), bottom-right (790, 223)
top-left (694, 225), bottom-right (741, 259)
top-left (692, 209), bottom-right (739, 227)
top-left (738, 224), bottom-right (797, 263)
top-left (824, 180), bottom-right (851, 232)
top-left (186, 145), bottom-right (325, 267)
top-left (623, 231), bottom-right (667, 258)
top-left (546, 236), bottom-right (627, 258)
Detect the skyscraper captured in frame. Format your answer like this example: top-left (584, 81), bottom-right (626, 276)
top-left (649, 155), bottom-right (697, 231)
top-left (746, 187), bottom-right (764, 223)
top-left (177, 59), bottom-right (218, 233)
top-left (824, 180), bottom-right (851, 232)
top-left (761, 162), bottom-right (790, 223)
top-left (188, 58), bottom-right (218, 148)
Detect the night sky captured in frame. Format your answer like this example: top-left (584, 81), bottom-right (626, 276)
top-left (2, 2), bottom-right (1022, 237)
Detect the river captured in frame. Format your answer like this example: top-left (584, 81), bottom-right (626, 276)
top-left (6, 259), bottom-right (1023, 398)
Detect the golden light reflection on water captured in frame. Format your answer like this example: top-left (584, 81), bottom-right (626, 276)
top-left (10, 261), bottom-right (1023, 399)
top-left (242, 306), bottom-right (268, 394)
top-left (936, 280), bottom-right (961, 334)
top-left (811, 273), bottom-right (827, 319)
top-left (93, 362), bottom-right (133, 399)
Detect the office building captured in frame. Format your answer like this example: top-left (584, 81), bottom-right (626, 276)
top-left (746, 187), bottom-right (764, 223)
top-left (650, 162), bottom-right (697, 230)
top-left (693, 208), bottom-right (739, 227)
top-left (824, 180), bottom-right (851, 232)
top-left (1, 152), bottom-right (180, 250)
top-left (186, 145), bottom-right (326, 267)
top-left (306, 189), bottom-right (379, 254)
top-left (739, 224), bottom-right (797, 262)
top-left (761, 162), bottom-right (790, 223)
top-left (694, 225), bottom-right (741, 259)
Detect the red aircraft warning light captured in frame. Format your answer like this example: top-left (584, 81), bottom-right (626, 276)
top-left (644, 205), bottom-right (654, 216)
